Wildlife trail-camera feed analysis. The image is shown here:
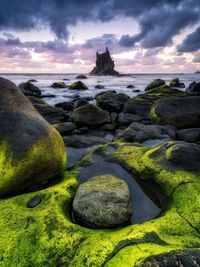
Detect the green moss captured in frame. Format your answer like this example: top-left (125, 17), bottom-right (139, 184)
top-left (0, 141), bottom-right (200, 266)
top-left (0, 127), bottom-right (66, 196)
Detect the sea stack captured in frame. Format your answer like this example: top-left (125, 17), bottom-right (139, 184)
top-left (90, 47), bottom-right (119, 76)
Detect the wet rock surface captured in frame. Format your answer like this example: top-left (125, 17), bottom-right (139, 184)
top-left (72, 175), bottom-right (133, 228)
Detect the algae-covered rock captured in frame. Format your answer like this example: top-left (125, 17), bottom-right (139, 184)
top-left (69, 81), bottom-right (88, 90)
top-left (72, 175), bottom-right (132, 228)
top-left (169, 78), bottom-right (185, 88)
top-left (145, 79), bottom-right (165, 91)
top-left (124, 85), bottom-right (186, 118)
top-left (73, 104), bottom-right (110, 126)
top-left (0, 77), bottom-right (66, 196)
top-left (151, 96), bottom-right (200, 129)
top-left (51, 82), bottom-right (67, 88)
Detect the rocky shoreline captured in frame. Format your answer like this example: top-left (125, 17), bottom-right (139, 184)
top-left (0, 76), bottom-right (200, 266)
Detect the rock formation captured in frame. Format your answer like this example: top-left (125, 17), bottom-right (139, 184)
top-left (90, 47), bottom-right (119, 76)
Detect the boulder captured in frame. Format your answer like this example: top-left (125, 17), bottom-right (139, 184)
top-left (176, 128), bottom-right (200, 143)
top-left (76, 74), bottom-right (87, 79)
top-left (63, 134), bottom-right (107, 148)
top-left (145, 79), bottom-right (165, 91)
top-left (96, 91), bottom-right (129, 103)
top-left (74, 99), bottom-right (89, 109)
top-left (116, 122), bottom-right (175, 142)
top-left (117, 113), bottom-right (143, 126)
top-left (53, 122), bottom-right (76, 135)
top-left (55, 101), bottom-right (74, 111)
top-left (95, 84), bottom-right (105, 89)
top-left (186, 81), bottom-right (200, 94)
top-left (124, 86), bottom-right (187, 119)
top-left (169, 78), bottom-right (185, 88)
top-left (18, 82), bottom-right (41, 97)
top-left (73, 104), bottom-right (110, 127)
top-left (151, 96), bottom-right (200, 129)
top-left (51, 82), bottom-right (67, 88)
top-left (127, 84), bottom-right (135, 88)
top-left (90, 47), bottom-right (119, 76)
top-left (68, 81), bottom-right (88, 90)
top-left (72, 175), bottom-right (132, 228)
top-left (97, 100), bottom-right (123, 113)
top-left (0, 77), bottom-right (66, 196)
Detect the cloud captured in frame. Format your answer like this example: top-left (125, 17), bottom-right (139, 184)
top-left (193, 53), bottom-right (200, 62)
top-left (177, 26), bottom-right (200, 53)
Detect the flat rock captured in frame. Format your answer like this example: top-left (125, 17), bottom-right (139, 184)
top-left (63, 134), bottom-right (107, 148)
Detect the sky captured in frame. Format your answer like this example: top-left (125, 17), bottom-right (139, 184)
top-left (0, 0), bottom-right (200, 73)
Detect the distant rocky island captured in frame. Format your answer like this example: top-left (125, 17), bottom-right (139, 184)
top-left (90, 47), bottom-right (119, 76)
top-left (195, 70), bottom-right (200, 74)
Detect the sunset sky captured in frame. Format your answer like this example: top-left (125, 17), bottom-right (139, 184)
top-left (0, 0), bottom-right (200, 73)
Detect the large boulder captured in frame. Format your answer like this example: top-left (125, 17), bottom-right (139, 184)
top-left (72, 175), bottom-right (132, 228)
top-left (145, 79), bottom-right (165, 91)
top-left (18, 82), bottom-right (41, 97)
top-left (151, 96), bottom-right (200, 129)
top-left (76, 74), bottom-right (87, 79)
top-left (69, 81), bottom-right (88, 90)
top-left (73, 104), bottom-right (110, 127)
top-left (51, 82), bottom-right (67, 88)
top-left (169, 78), bottom-right (185, 88)
top-left (123, 86), bottom-right (186, 119)
top-left (176, 128), bottom-right (200, 143)
top-left (186, 81), bottom-right (200, 94)
top-left (0, 77), bottom-right (66, 196)
top-left (116, 122), bottom-right (175, 142)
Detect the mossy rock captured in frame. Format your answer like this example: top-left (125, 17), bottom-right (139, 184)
top-left (96, 91), bottom-right (129, 103)
top-left (145, 79), bottom-right (165, 91)
top-left (69, 81), bottom-right (88, 90)
top-left (1, 117), bottom-right (200, 266)
top-left (0, 77), bottom-right (66, 196)
top-left (51, 82), bottom-right (67, 88)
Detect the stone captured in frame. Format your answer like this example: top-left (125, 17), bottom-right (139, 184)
top-left (53, 122), bottom-right (76, 135)
top-left (151, 96), bottom-right (200, 129)
top-left (27, 79), bottom-right (37, 82)
top-left (74, 99), bottom-right (89, 109)
top-left (186, 81), bottom-right (200, 94)
top-left (0, 77), bottom-right (66, 196)
top-left (169, 78), bottom-right (185, 88)
top-left (55, 101), bottom-right (74, 111)
top-left (27, 196), bottom-right (42, 208)
top-left (95, 84), bottom-right (105, 89)
top-left (72, 175), bottom-right (132, 228)
top-left (73, 104), bottom-right (110, 127)
top-left (90, 47), bottom-right (119, 76)
top-left (127, 84), bottom-right (135, 88)
top-left (96, 91), bottom-right (129, 103)
top-left (117, 113), bottom-right (143, 126)
top-left (63, 134), bottom-right (107, 148)
top-left (97, 100), bottom-right (123, 113)
top-left (18, 82), bottom-right (41, 97)
top-left (76, 74), bottom-right (87, 79)
top-left (176, 128), bottom-right (200, 143)
top-left (116, 122), bottom-right (175, 142)
top-left (124, 85), bottom-right (187, 119)
top-left (145, 79), bottom-right (165, 91)
top-left (51, 82), bottom-right (67, 88)
top-left (68, 81), bottom-right (88, 90)
top-left (100, 123), bottom-right (115, 131)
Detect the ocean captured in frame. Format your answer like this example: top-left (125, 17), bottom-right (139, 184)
top-left (1, 73), bottom-right (200, 106)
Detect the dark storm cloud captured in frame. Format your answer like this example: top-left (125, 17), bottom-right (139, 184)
top-left (178, 26), bottom-right (200, 52)
top-left (0, 0), bottom-right (199, 48)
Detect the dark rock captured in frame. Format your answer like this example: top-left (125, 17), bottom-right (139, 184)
top-left (51, 82), bottom-right (67, 88)
top-left (110, 112), bottom-right (118, 122)
top-left (141, 250), bottom-right (200, 267)
top-left (40, 94), bottom-right (56, 98)
top-left (176, 128), bottom-right (200, 143)
top-left (72, 175), bottom-right (132, 228)
top-left (27, 196), bottom-right (42, 208)
top-left (76, 74), bottom-right (87, 79)
top-left (97, 100), bottom-right (123, 113)
top-left (53, 122), bottom-right (76, 135)
top-left (127, 84), bottom-right (135, 88)
top-left (151, 96), bottom-right (200, 129)
top-left (90, 47), bottom-right (119, 76)
top-left (117, 113), bottom-right (143, 126)
top-left (73, 104), bottom-right (110, 127)
top-left (96, 91), bottom-right (129, 103)
top-left (132, 89), bottom-right (141, 93)
top-left (0, 77), bottom-right (66, 196)
top-left (62, 78), bottom-right (70, 81)
top-left (186, 81), bottom-right (200, 94)
top-left (68, 81), bottom-right (88, 90)
top-left (63, 135), bottom-right (107, 148)
top-left (169, 78), bottom-right (185, 88)
top-left (101, 123), bottom-right (115, 131)
top-left (27, 79), bottom-right (37, 82)
top-left (124, 85), bottom-right (186, 119)
top-left (18, 82), bottom-right (41, 97)
top-left (116, 122), bottom-right (175, 142)
top-left (72, 127), bottom-right (89, 135)
top-left (145, 79), bottom-right (165, 91)
top-left (74, 99), bottom-right (89, 109)
top-left (95, 84), bottom-right (105, 89)
top-left (55, 101), bottom-right (74, 112)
